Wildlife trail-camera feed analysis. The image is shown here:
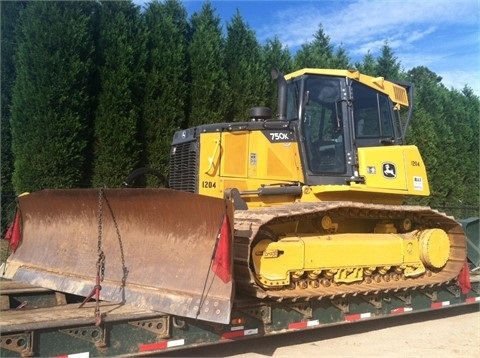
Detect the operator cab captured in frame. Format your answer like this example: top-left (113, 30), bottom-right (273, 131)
top-left (282, 70), bottom-right (407, 186)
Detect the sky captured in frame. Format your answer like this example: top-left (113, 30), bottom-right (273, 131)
top-left (134, 0), bottom-right (480, 96)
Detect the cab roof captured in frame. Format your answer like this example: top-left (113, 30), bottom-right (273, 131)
top-left (285, 68), bottom-right (409, 108)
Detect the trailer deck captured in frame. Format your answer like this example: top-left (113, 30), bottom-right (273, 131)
top-left (1, 275), bottom-right (479, 357)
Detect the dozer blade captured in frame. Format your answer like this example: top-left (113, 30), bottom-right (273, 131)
top-left (3, 188), bottom-right (234, 324)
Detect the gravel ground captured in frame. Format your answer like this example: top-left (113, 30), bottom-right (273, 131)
top-left (162, 304), bottom-right (479, 357)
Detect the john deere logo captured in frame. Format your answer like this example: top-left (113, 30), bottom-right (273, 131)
top-left (382, 163), bottom-right (396, 178)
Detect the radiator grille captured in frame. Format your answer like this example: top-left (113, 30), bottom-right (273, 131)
top-left (168, 140), bottom-right (198, 193)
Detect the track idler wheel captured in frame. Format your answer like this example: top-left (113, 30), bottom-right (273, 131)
top-left (418, 228), bottom-right (450, 269)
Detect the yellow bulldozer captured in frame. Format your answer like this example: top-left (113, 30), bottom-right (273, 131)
top-left (3, 68), bottom-right (467, 324)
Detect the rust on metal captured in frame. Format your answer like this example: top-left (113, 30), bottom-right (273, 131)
top-left (3, 188), bottom-right (234, 324)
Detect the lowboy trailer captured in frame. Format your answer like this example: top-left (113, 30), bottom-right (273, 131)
top-left (1, 273), bottom-right (478, 357)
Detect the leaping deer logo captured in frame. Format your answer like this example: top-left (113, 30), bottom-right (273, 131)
top-left (383, 163), bottom-right (396, 178)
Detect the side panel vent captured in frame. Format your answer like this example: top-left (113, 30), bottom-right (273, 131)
top-left (169, 140), bottom-right (199, 193)
top-left (393, 84), bottom-right (408, 105)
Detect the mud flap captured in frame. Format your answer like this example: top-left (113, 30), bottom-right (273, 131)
top-left (3, 189), bottom-right (234, 324)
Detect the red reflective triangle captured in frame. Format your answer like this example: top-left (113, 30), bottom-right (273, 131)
top-left (212, 214), bottom-right (232, 283)
top-left (4, 210), bottom-right (21, 253)
top-left (458, 260), bottom-right (471, 294)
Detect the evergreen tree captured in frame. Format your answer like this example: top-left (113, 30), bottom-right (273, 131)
top-left (407, 67), bottom-right (445, 113)
top-left (458, 87), bottom-right (480, 215)
top-left (440, 87), bottom-right (479, 215)
top-left (294, 25), bottom-right (334, 68)
top-left (5, 3), bottom-right (478, 217)
top-left (330, 43), bottom-right (350, 68)
top-left (376, 41), bottom-right (402, 80)
top-left (187, 1), bottom-right (228, 126)
top-left (11, 1), bottom-right (96, 193)
top-left (92, 0), bottom-right (146, 187)
top-left (261, 36), bottom-right (293, 116)
top-left (1, 1), bottom-right (27, 233)
top-left (143, 0), bottom-right (189, 178)
top-left (224, 10), bottom-right (266, 122)
top-left (355, 51), bottom-right (377, 76)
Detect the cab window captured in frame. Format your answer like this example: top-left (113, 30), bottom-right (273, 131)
top-left (352, 81), bottom-right (394, 139)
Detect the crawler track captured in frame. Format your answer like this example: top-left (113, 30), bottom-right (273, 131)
top-left (233, 202), bottom-right (467, 300)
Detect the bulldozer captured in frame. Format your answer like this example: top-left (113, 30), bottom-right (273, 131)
top-left (166, 68), bottom-right (466, 300)
top-left (3, 68), bottom-right (467, 324)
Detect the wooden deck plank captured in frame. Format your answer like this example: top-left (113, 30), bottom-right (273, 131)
top-left (0, 301), bottom-right (164, 333)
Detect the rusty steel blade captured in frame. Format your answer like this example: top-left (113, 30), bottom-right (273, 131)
top-left (3, 188), bottom-right (234, 324)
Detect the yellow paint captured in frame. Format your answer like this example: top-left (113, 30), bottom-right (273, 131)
top-left (197, 130), bottom-right (305, 200)
top-left (357, 145), bottom-right (430, 195)
top-left (286, 68), bottom-right (409, 107)
top-left (251, 228), bottom-right (449, 288)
